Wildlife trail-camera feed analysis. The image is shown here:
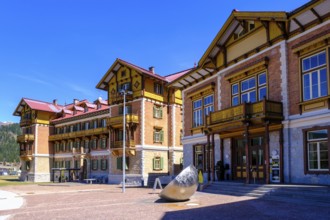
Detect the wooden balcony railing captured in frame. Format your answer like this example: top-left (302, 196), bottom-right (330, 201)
top-left (109, 93), bottom-right (133, 104)
top-left (110, 140), bottom-right (135, 149)
top-left (20, 119), bottom-right (33, 126)
top-left (107, 114), bottom-right (139, 128)
top-left (206, 99), bottom-right (283, 127)
top-left (17, 134), bottom-right (35, 143)
top-left (49, 127), bottom-right (108, 141)
top-left (20, 149), bottom-right (33, 156)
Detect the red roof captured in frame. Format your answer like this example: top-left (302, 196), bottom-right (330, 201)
top-left (164, 68), bottom-right (195, 82)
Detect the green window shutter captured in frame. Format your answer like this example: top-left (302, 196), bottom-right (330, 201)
top-left (160, 130), bottom-right (164, 142)
top-left (153, 131), bottom-right (156, 142)
top-left (153, 106), bottom-right (156, 118)
top-left (159, 108), bottom-right (163, 118)
top-left (152, 158), bottom-right (155, 170)
top-left (117, 157), bottom-right (122, 170)
top-left (160, 157), bottom-right (164, 170)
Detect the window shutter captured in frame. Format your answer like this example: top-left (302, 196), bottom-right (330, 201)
top-left (152, 158), bottom-right (155, 170)
top-left (96, 160), bottom-right (99, 170)
top-left (159, 108), bottom-right (163, 118)
top-left (117, 157), bottom-right (122, 170)
top-left (160, 157), bottom-right (164, 170)
top-left (153, 131), bottom-right (156, 142)
top-left (160, 130), bottom-right (164, 142)
top-left (153, 106), bottom-right (156, 117)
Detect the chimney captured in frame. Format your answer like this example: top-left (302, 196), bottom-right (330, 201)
top-left (53, 99), bottom-right (57, 106)
top-left (149, 66), bottom-right (155, 74)
top-left (73, 99), bottom-right (79, 105)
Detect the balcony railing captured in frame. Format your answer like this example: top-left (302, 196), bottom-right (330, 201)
top-left (20, 119), bottom-right (32, 126)
top-left (17, 134), bottom-right (35, 143)
top-left (206, 99), bottom-right (283, 127)
top-left (20, 149), bottom-right (33, 156)
top-left (49, 127), bottom-right (108, 141)
top-left (109, 93), bottom-right (133, 104)
top-left (110, 140), bottom-right (135, 149)
top-left (107, 114), bottom-right (139, 128)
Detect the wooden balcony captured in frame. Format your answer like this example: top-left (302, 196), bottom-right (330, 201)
top-left (206, 99), bottom-right (283, 133)
top-left (110, 140), bottom-right (136, 156)
top-left (109, 93), bottom-right (133, 104)
top-left (17, 134), bottom-right (35, 143)
top-left (20, 119), bottom-right (32, 126)
top-left (20, 150), bottom-right (33, 161)
top-left (49, 127), bottom-right (108, 141)
top-left (107, 114), bottom-right (139, 128)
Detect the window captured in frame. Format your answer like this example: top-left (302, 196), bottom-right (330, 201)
top-left (231, 72), bottom-right (267, 106)
top-left (306, 129), bottom-right (329, 172)
top-left (119, 105), bottom-right (132, 115)
top-left (100, 138), bottom-right (107, 149)
top-left (302, 51), bottom-right (327, 101)
top-left (153, 128), bottom-right (164, 143)
top-left (204, 95), bottom-right (214, 116)
top-left (120, 82), bottom-right (131, 91)
top-left (92, 159), bottom-right (98, 170)
top-left (121, 70), bottom-right (126, 78)
top-left (154, 83), bottom-right (163, 95)
top-left (65, 161), bottom-right (71, 169)
top-left (153, 105), bottom-right (163, 119)
top-left (153, 157), bottom-right (164, 170)
top-left (193, 99), bottom-right (202, 127)
top-left (101, 119), bottom-right (107, 128)
top-left (193, 94), bottom-right (214, 127)
top-left (91, 139), bottom-right (97, 150)
top-left (194, 145), bottom-right (204, 171)
top-left (55, 143), bottom-right (60, 153)
top-left (69, 141), bottom-right (73, 151)
top-left (117, 157), bottom-right (129, 170)
top-left (101, 159), bottom-right (108, 170)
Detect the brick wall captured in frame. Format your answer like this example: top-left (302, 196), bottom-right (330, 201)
top-left (287, 23), bottom-right (330, 115)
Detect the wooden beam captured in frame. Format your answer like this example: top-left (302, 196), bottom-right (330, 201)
top-left (189, 75), bottom-right (199, 84)
top-left (311, 8), bottom-right (323, 23)
top-left (292, 17), bottom-right (305, 32)
top-left (261, 21), bottom-right (271, 45)
top-left (276, 21), bottom-right (288, 39)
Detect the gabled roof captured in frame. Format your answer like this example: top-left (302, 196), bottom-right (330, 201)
top-left (96, 58), bottom-right (194, 91)
top-left (13, 98), bottom-right (62, 116)
top-left (198, 10), bottom-right (287, 67)
top-left (169, 0), bottom-right (329, 90)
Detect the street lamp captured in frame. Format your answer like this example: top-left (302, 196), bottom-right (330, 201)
top-left (120, 89), bottom-right (132, 193)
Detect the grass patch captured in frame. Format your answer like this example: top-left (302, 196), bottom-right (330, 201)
top-left (0, 175), bottom-right (33, 187)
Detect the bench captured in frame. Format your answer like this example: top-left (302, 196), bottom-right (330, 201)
top-left (84, 179), bottom-right (96, 184)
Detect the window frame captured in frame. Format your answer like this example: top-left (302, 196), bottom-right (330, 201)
top-left (153, 105), bottom-right (163, 119)
top-left (152, 156), bottom-right (164, 171)
top-left (304, 126), bottom-right (330, 174)
top-left (153, 128), bottom-right (164, 143)
top-left (154, 82), bottom-right (163, 95)
top-left (301, 50), bottom-right (328, 102)
top-left (231, 72), bottom-right (267, 106)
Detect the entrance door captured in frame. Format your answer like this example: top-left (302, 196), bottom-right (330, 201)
top-left (233, 137), bottom-right (265, 183)
top-left (249, 137), bottom-right (265, 183)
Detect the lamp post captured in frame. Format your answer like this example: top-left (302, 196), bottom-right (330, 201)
top-left (120, 89), bottom-right (132, 193)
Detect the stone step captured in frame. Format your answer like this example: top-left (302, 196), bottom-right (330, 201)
top-left (204, 181), bottom-right (330, 207)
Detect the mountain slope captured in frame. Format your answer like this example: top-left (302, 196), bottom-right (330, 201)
top-left (0, 123), bottom-right (21, 162)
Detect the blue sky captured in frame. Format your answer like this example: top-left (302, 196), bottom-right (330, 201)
top-left (0, 0), bottom-right (310, 123)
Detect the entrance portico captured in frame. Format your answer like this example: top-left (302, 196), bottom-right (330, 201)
top-left (205, 99), bottom-right (284, 184)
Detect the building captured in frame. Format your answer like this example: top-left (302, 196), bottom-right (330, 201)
top-left (13, 58), bottom-right (189, 184)
top-left (169, 0), bottom-right (330, 185)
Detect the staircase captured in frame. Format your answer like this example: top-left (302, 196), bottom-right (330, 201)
top-left (203, 181), bottom-right (330, 207)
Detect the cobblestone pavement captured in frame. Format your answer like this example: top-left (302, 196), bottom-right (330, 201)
top-left (0, 183), bottom-right (329, 220)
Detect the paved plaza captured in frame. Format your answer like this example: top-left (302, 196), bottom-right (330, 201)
top-left (0, 183), bottom-right (329, 220)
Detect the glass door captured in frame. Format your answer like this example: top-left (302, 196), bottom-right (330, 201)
top-left (249, 137), bottom-right (265, 183)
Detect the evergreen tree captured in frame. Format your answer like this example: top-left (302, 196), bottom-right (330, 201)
top-left (0, 123), bottom-right (21, 162)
